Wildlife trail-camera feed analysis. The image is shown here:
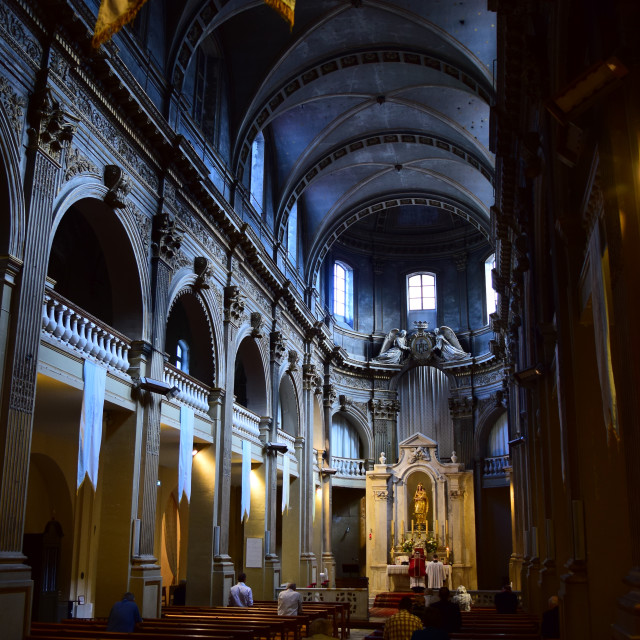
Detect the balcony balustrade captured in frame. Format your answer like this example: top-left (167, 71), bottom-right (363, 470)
top-left (42, 292), bottom-right (131, 373)
top-left (332, 456), bottom-right (367, 478)
top-left (233, 403), bottom-right (261, 439)
top-left (483, 454), bottom-right (509, 477)
top-left (163, 363), bottom-right (211, 413)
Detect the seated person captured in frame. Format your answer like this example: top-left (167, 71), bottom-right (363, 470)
top-left (494, 584), bottom-right (518, 614)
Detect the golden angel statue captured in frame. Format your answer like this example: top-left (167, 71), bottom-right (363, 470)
top-left (413, 482), bottom-right (428, 528)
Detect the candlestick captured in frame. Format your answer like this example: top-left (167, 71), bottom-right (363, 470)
top-left (391, 520), bottom-right (395, 536)
top-left (411, 519), bottom-right (414, 533)
top-left (435, 519), bottom-right (438, 540)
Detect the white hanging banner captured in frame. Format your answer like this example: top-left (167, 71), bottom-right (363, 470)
top-left (179, 406), bottom-right (194, 503)
top-left (282, 452), bottom-right (290, 514)
top-left (77, 359), bottom-right (107, 490)
top-left (241, 439), bottom-right (251, 520)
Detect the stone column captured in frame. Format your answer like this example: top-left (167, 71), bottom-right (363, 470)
top-left (365, 465), bottom-right (392, 596)
top-left (300, 356), bottom-right (322, 586)
top-left (211, 285), bottom-right (245, 604)
top-left (321, 382), bottom-right (336, 585)
top-left (370, 399), bottom-right (399, 464)
top-left (0, 87), bottom-right (74, 640)
top-left (185, 390), bottom-right (223, 604)
top-left (449, 395), bottom-right (475, 467)
top-left (130, 211), bottom-right (181, 617)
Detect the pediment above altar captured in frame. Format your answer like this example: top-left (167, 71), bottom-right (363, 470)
top-left (393, 432), bottom-right (464, 477)
top-left (399, 433), bottom-right (438, 450)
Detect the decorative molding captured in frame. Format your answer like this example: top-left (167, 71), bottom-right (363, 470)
top-left (193, 256), bottom-right (212, 290)
top-left (0, 4), bottom-right (42, 64)
top-left (270, 331), bottom-right (287, 364)
top-left (224, 285), bottom-right (246, 326)
top-left (409, 446), bottom-right (431, 463)
top-left (151, 212), bottom-right (183, 267)
top-left (373, 490), bottom-right (390, 501)
top-left (64, 147), bottom-right (99, 181)
top-left (27, 88), bottom-right (77, 163)
top-left (250, 311), bottom-right (264, 339)
top-left (370, 398), bottom-right (399, 420)
top-left (287, 349), bottom-right (299, 372)
top-left (0, 76), bottom-right (26, 139)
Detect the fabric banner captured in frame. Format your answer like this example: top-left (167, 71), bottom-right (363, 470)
top-left (282, 452), bottom-right (289, 514)
top-left (589, 224), bottom-right (619, 437)
top-left (265, 0), bottom-right (295, 29)
top-left (92, 0), bottom-right (149, 48)
top-left (179, 406), bottom-right (194, 503)
top-left (241, 439), bottom-right (251, 521)
top-left (77, 359), bottom-right (107, 490)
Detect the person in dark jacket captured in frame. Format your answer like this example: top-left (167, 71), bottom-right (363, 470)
top-left (494, 584), bottom-right (518, 614)
top-left (106, 592), bottom-right (142, 632)
top-left (429, 587), bottom-right (461, 633)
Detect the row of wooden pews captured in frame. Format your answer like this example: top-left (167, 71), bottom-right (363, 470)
top-left (25, 600), bottom-right (351, 640)
top-left (365, 609), bottom-right (540, 640)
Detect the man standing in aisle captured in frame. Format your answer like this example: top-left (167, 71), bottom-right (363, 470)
top-left (278, 583), bottom-right (303, 615)
top-left (425, 554), bottom-right (446, 604)
top-left (228, 572), bottom-right (253, 607)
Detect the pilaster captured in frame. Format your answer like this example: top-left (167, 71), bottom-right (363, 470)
top-left (370, 398), bottom-right (399, 464)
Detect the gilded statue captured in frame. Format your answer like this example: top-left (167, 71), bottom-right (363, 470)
top-left (413, 482), bottom-right (428, 529)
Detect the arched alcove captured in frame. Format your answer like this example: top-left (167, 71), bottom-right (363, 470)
top-left (277, 373), bottom-right (298, 437)
top-left (166, 291), bottom-right (215, 386)
top-left (234, 337), bottom-right (268, 416)
top-left (47, 198), bottom-right (144, 339)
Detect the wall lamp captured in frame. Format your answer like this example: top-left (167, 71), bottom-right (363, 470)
top-left (135, 377), bottom-right (180, 399)
top-left (265, 442), bottom-right (288, 454)
top-left (513, 364), bottom-right (544, 386)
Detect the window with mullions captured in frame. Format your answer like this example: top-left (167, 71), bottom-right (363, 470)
top-left (407, 273), bottom-right (436, 311)
top-left (485, 254), bottom-right (497, 323)
top-left (333, 261), bottom-right (354, 326)
top-left (287, 202), bottom-right (297, 266)
top-left (250, 131), bottom-right (265, 214)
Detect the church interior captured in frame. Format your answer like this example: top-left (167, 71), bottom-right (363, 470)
top-left (0, 0), bottom-right (639, 638)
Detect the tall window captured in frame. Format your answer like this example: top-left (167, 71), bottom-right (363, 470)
top-left (333, 260), bottom-right (353, 326)
top-left (176, 339), bottom-right (190, 374)
top-left (287, 202), bottom-right (297, 265)
top-left (485, 254), bottom-right (497, 322)
top-left (250, 131), bottom-right (265, 213)
top-left (407, 273), bottom-right (436, 310)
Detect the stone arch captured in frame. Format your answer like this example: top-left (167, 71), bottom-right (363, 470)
top-left (234, 332), bottom-right (270, 417)
top-left (277, 371), bottom-right (300, 437)
top-left (474, 397), bottom-right (508, 459)
top-left (331, 405), bottom-right (373, 462)
top-left (49, 184), bottom-right (148, 340)
top-left (166, 281), bottom-right (217, 387)
top-left (0, 88), bottom-right (26, 258)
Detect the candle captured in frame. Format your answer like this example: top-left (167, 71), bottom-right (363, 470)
top-left (446, 546), bottom-right (450, 558)
top-left (391, 520), bottom-right (395, 536)
top-left (435, 519), bottom-right (439, 540)
top-left (411, 520), bottom-right (414, 533)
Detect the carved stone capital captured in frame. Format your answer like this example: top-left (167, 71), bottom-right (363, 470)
top-left (224, 286), bottom-right (246, 325)
top-left (270, 331), bottom-right (286, 364)
top-left (152, 212), bottom-right (183, 265)
top-left (302, 360), bottom-right (323, 393)
top-left (370, 398), bottom-right (400, 420)
top-left (27, 87), bottom-right (77, 162)
top-left (339, 394), bottom-right (352, 412)
top-left (324, 384), bottom-right (337, 407)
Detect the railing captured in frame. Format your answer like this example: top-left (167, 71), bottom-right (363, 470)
top-left (332, 456), bottom-right (366, 478)
top-left (276, 429), bottom-right (296, 457)
top-left (163, 364), bottom-right (210, 413)
top-left (483, 454), bottom-right (509, 476)
top-left (233, 403), bottom-right (261, 438)
top-left (42, 292), bottom-right (131, 374)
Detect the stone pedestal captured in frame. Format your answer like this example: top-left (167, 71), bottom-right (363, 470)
top-left (130, 558), bottom-right (162, 618)
top-left (211, 555), bottom-right (235, 606)
top-left (0, 556), bottom-right (33, 640)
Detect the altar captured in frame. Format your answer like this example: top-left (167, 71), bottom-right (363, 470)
top-left (364, 433), bottom-right (477, 596)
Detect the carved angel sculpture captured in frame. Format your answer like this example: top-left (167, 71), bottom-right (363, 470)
top-left (433, 326), bottom-right (469, 361)
top-left (373, 328), bottom-right (410, 363)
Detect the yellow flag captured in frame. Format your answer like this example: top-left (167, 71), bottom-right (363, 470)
top-left (92, 0), bottom-right (149, 48)
top-left (265, 0), bottom-right (296, 29)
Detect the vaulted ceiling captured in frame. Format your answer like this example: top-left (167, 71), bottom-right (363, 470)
top-left (169, 0), bottom-right (496, 280)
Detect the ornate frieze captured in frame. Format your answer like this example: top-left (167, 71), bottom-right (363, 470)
top-left (49, 49), bottom-right (72, 83)
top-left (0, 3), bottom-right (41, 64)
top-left (176, 201), bottom-right (226, 265)
top-left (103, 165), bottom-right (131, 208)
top-left (331, 370), bottom-right (372, 391)
top-left (373, 490), bottom-right (390, 501)
top-left (224, 285), bottom-right (246, 326)
top-left (449, 489), bottom-right (466, 501)
top-left (125, 201), bottom-right (151, 253)
top-left (64, 147), bottom-right (99, 181)
top-left (0, 76), bottom-right (26, 140)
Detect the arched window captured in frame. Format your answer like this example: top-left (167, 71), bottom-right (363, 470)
top-left (175, 339), bottom-right (190, 374)
top-left (331, 415), bottom-right (362, 459)
top-left (485, 254), bottom-right (497, 323)
top-left (250, 131), bottom-right (265, 214)
top-left (487, 413), bottom-right (508, 457)
top-left (287, 202), bottom-right (297, 265)
top-left (333, 260), bottom-right (353, 326)
top-left (407, 273), bottom-right (436, 310)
